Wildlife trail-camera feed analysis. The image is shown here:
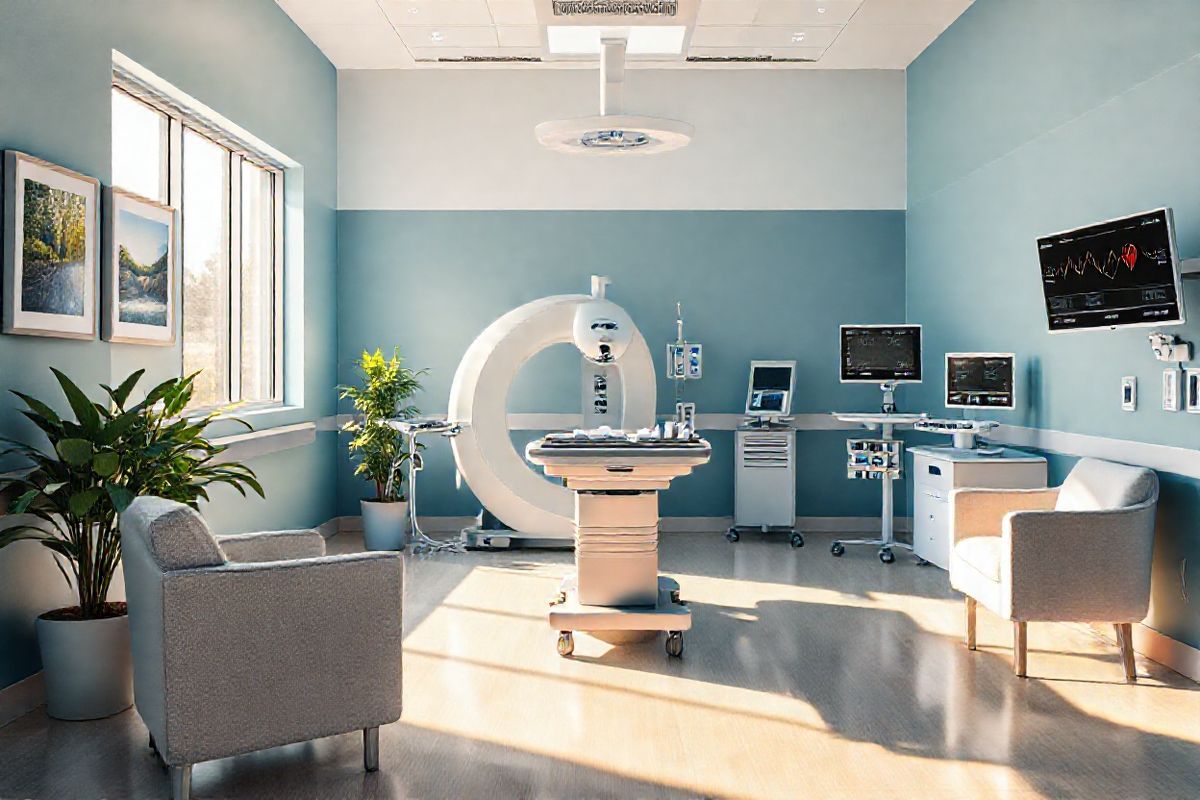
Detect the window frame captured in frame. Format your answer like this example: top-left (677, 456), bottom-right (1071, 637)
top-left (111, 82), bottom-right (285, 415)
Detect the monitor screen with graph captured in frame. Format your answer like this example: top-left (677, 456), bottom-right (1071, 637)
top-left (945, 353), bottom-right (1015, 410)
top-left (840, 325), bottom-right (922, 383)
top-left (1037, 208), bottom-right (1184, 332)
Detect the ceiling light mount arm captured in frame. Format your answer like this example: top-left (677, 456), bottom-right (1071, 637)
top-left (600, 37), bottom-right (626, 116)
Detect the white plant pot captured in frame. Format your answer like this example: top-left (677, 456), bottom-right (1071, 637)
top-left (361, 499), bottom-right (409, 551)
top-left (36, 613), bottom-right (133, 721)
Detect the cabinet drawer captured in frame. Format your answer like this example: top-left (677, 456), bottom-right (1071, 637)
top-left (913, 454), bottom-right (952, 493)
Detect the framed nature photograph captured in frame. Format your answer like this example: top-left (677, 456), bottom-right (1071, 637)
top-left (2, 151), bottom-right (99, 338)
top-left (103, 188), bottom-right (176, 345)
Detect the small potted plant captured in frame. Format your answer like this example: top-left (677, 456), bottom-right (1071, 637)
top-left (0, 369), bottom-right (262, 720)
top-left (340, 348), bottom-right (424, 550)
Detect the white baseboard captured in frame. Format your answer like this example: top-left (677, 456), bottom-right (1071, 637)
top-left (1076, 622), bottom-right (1200, 684)
top-left (0, 672), bottom-right (43, 728)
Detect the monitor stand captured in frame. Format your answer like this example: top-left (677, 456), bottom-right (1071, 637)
top-left (880, 381), bottom-right (897, 414)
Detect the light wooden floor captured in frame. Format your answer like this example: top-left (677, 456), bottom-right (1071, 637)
top-left (2, 531), bottom-right (1199, 799)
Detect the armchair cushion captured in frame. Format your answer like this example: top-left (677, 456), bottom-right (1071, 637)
top-left (954, 536), bottom-right (1001, 582)
top-left (1056, 457), bottom-right (1158, 511)
top-left (122, 496), bottom-right (226, 571)
top-left (215, 529), bottom-right (326, 563)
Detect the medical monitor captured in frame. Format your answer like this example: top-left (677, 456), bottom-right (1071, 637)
top-left (840, 325), bottom-right (922, 383)
top-left (1037, 208), bottom-right (1185, 332)
top-left (945, 353), bottom-right (1015, 410)
top-left (745, 360), bottom-right (796, 418)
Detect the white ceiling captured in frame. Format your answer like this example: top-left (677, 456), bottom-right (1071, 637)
top-left (277, 0), bottom-right (973, 69)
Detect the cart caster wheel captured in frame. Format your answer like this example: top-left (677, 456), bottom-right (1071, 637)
top-left (557, 632), bottom-right (574, 657)
top-left (830, 541), bottom-right (845, 557)
top-left (790, 532), bottom-right (804, 548)
top-left (914, 556), bottom-right (930, 566)
top-left (666, 631), bottom-right (684, 658)
top-left (725, 528), bottom-right (740, 543)
top-left (879, 548), bottom-right (895, 564)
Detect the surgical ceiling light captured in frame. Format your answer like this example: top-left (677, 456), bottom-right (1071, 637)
top-left (534, 37), bottom-right (693, 155)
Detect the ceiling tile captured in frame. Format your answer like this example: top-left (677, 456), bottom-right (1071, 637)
top-left (381, 0), bottom-right (494, 26)
top-left (408, 46), bottom-right (542, 60)
top-left (850, 0), bottom-right (973, 28)
top-left (688, 45), bottom-right (826, 60)
top-left (496, 25), bottom-right (542, 47)
top-left (696, 1), bottom-right (760, 25)
top-left (691, 24), bottom-right (841, 48)
top-left (754, 0), bottom-right (862, 25)
top-left (275, 0), bottom-right (388, 25)
top-left (487, 0), bottom-right (538, 24)
top-left (397, 25), bottom-right (500, 47)
top-left (817, 22), bottom-right (940, 67)
top-left (297, 22), bottom-right (414, 67)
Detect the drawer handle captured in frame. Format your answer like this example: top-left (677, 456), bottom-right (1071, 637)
top-left (928, 465), bottom-right (942, 476)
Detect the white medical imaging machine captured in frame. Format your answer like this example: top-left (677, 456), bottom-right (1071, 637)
top-left (727, 361), bottom-right (802, 548)
top-left (447, 276), bottom-right (656, 550)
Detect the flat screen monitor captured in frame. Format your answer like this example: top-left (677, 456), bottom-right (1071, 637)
top-left (745, 360), bottom-right (796, 417)
top-left (1037, 208), bottom-right (1184, 332)
top-left (946, 353), bottom-right (1015, 410)
top-left (840, 325), bottom-right (922, 383)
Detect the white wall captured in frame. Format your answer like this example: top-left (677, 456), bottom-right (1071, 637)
top-left (338, 68), bottom-right (906, 211)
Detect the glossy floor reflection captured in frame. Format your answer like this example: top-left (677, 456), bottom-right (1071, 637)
top-left (1, 531), bottom-right (1198, 799)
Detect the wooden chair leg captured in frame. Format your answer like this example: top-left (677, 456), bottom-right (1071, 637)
top-left (1013, 621), bottom-right (1027, 677)
top-left (965, 597), bottom-right (977, 651)
top-left (1115, 623), bottom-right (1137, 683)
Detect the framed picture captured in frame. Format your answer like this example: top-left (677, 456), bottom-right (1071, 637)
top-left (103, 189), bottom-right (176, 345)
top-left (2, 151), bottom-right (99, 339)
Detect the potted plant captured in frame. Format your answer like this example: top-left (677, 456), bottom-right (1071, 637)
top-left (340, 348), bottom-right (424, 550)
top-left (0, 368), bottom-right (262, 720)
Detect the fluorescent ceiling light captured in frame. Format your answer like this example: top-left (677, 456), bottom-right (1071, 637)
top-left (547, 25), bottom-right (687, 55)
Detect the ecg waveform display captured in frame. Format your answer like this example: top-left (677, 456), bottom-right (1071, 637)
top-left (841, 326), bottom-right (922, 382)
top-left (946, 354), bottom-right (1014, 409)
top-left (1037, 209), bottom-right (1183, 331)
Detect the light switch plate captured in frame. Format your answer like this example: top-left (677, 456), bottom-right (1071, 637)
top-left (1186, 369), bottom-right (1200, 413)
top-left (1121, 376), bottom-right (1137, 411)
top-left (1163, 368), bottom-right (1180, 412)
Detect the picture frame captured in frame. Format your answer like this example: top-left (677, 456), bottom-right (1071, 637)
top-left (103, 188), bottom-right (176, 345)
top-left (2, 151), bottom-right (99, 339)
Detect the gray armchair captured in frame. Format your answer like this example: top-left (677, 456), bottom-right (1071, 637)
top-left (120, 497), bottom-right (403, 800)
top-left (949, 457), bottom-right (1158, 682)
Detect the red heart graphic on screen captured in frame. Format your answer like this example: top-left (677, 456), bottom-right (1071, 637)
top-left (1122, 244), bottom-right (1137, 269)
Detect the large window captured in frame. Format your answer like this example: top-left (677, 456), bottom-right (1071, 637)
top-left (111, 86), bottom-right (283, 411)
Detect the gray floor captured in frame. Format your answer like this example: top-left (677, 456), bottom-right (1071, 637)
top-left (1, 531), bottom-right (1198, 799)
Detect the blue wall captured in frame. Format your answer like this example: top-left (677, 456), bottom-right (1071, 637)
top-left (907, 0), bottom-right (1200, 648)
top-left (0, 0), bottom-right (338, 690)
top-left (336, 210), bottom-right (909, 519)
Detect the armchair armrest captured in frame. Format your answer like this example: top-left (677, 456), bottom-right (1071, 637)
top-left (159, 552), bottom-right (402, 765)
top-left (214, 529), bottom-right (326, 563)
top-left (951, 487), bottom-right (1059, 544)
top-left (1002, 499), bottom-right (1157, 622)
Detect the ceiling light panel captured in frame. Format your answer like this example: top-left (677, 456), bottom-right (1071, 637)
top-left (546, 25), bottom-right (687, 54)
top-left (487, 0), bottom-right (540, 23)
top-left (382, 0), bottom-right (494, 25)
top-left (690, 24), bottom-right (839, 48)
top-left (754, 0), bottom-right (861, 25)
top-left (397, 25), bottom-right (500, 47)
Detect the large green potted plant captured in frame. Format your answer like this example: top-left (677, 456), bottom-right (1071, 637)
top-left (340, 348), bottom-right (423, 550)
top-left (0, 369), bottom-right (262, 720)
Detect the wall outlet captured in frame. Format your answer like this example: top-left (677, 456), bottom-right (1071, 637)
top-left (1186, 369), bottom-right (1200, 413)
top-left (1121, 376), bottom-right (1137, 411)
top-left (1163, 368), bottom-right (1181, 412)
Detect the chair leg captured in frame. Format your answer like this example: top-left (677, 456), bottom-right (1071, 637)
top-left (1115, 623), bottom-right (1137, 683)
top-left (1013, 621), bottom-right (1027, 678)
top-left (170, 765), bottom-right (192, 800)
top-left (363, 727), bottom-right (380, 772)
top-left (965, 597), bottom-right (977, 651)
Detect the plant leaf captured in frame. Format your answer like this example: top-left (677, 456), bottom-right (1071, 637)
top-left (106, 369), bottom-right (145, 408)
top-left (11, 489), bottom-right (41, 514)
top-left (67, 488), bottom-right (103, 518)
top-left (92, 451), bottom-right (120, 477)
top-left (51, 368), bottom-right (101, 433)
top-left (104, 484), bottom-right (135, 513)
top-left (56, 438), bottom-right (94, 467)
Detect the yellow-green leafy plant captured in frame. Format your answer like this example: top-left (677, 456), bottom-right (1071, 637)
top-left (339, 349), bottom-right (425, 502)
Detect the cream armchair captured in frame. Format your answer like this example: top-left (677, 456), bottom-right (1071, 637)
top-left (120, 497), bottom-right (403, 800)
top-left (949, 457), bottom-right (1158, 682)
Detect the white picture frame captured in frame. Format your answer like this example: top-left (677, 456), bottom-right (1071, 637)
top-left (103, 188), bottom-right (177, 345)
top-left (2, 151), bottom-right (99, 339)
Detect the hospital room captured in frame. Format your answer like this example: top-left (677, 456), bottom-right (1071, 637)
top-left (1, 1), bottom-right (1199, 798)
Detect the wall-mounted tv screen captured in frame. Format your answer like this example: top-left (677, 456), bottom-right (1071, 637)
top-left (1037, 208), bottom-right (1184, 332)
top-left (840, 325), bottom-right (922, 383)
